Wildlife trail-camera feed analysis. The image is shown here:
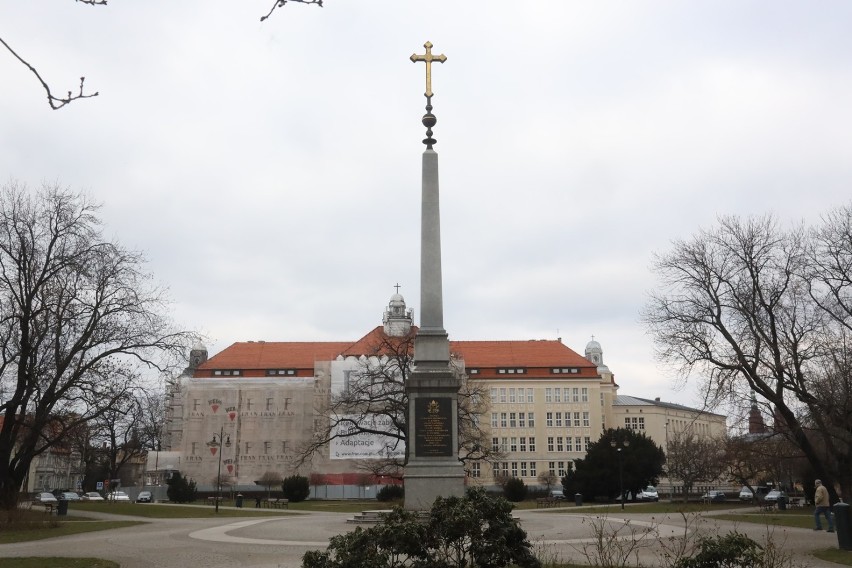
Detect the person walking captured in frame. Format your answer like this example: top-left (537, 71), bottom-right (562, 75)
top-left (814, 479), bottom-right (835, 532)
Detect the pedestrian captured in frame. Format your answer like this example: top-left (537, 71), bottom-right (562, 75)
top-left (814, 479), bottom-right (834, 532)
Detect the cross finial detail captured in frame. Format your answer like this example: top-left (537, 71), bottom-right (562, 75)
top-left (410, 41), bottom-right (447, 98)
top-left (394, 283), bottom-right (401, 293)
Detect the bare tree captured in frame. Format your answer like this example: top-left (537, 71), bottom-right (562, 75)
top-left (255, 470), bottom-right (283, 499)
top-left (643, 207), bottom-right (852, 501)
top-left (296, 330), bottom-right (497, 474)
top-left (537, 470), bottom-right (558, 492)
top-left (664, 430), bottom-right (725, 502)
top-left (90, 390), bottom-right (146, 487)
top-left (0, 181), bottom-right (194, 508)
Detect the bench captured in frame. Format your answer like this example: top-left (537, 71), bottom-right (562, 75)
top-left (207, 496), bottom-right (223, 505)
top-left (760, 501), bottom-right (776, 512)
top-left (536, 497), bottom-right (558, 508)
top-left (261, 498), bottom-right (289, 509)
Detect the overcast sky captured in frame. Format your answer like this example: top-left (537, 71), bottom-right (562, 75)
top-left (2, 1), bottom-right (851, 411)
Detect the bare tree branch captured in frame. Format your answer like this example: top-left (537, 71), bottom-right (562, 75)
top-left (260, 0), bottom-right (323, 22)
top-left (1, 34), bottom-right (99, 110)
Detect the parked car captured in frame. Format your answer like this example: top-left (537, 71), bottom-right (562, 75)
top-left (549, 489), bottom-right (565, 500)
top-left (34, 492), bottom-right (58, 504)
top-left (59, 491), bottom-right (81, 501)
top-left (81, 492), bottom-right (105, 501)
top-left (701, 490), bottom-right (727, 503)
top-left (764, 490), bottom-right (784, 502)
top-left (637, 486), bottom-right (659, 502)
top-left (106, 491), bottom-right (131, 502)
top-left (136, 491), bottom-right (152, 503)
top-left (739, 486), bottom-right (753, 501)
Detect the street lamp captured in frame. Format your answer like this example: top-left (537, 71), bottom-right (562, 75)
top-left (611, 437), bottom-right (630, 510)
top-left (209, 429), bottom-right (231, 513)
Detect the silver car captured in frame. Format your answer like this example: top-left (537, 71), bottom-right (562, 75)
top-left (81, 491), bottom-right (105, 501)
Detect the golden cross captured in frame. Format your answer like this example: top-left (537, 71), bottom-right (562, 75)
top-left (410, 41), bottom-right (447, 98)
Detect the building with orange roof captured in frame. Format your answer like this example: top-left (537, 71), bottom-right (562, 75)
top-left (163, 292), bottom-right (723, 495)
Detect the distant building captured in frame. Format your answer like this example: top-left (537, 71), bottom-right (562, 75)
top-left (163, 291), bottom-right (725, 492)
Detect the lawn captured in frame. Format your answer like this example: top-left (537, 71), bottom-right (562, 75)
top-left (71, 501), bottom-right (296, 518)
top-left (0, 558), bottom-right (119, 568)
top-left (713, 508), bottom-right (818, 530)
top-left (527, 500), bottom-right (755, 514)
top-left (0, 520), bottom-right (143, 544)
top-left (813, 548), bottom-right (852, 566)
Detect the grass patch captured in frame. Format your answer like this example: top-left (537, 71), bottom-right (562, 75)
top-left (71, 502), bottom-right (295, 518)
top-left (813, 548), bottom-right (852, 566)
top-left (0, 521), bottom-right (143, 544)
top-left (0, 559), bottom-right (119, 568)
top-left (532, 501), bottom-right (754, 515)
top-left (713, 510), bottom-right (815, 530)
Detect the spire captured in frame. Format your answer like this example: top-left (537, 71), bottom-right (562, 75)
top-left (410, 41), bottom-right (447, 149)
top-left (383, 286), bottom-right (413, 336)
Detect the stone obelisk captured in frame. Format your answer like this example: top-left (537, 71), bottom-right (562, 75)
top-left (404, 41), bottom-right (465, 510)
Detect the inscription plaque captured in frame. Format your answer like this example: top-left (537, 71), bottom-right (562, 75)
top-left (414, 397), bottom-right (453, 457)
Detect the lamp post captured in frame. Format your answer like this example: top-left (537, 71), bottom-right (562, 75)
top-left (611, 437), bottom-right (630, 510)
top-left (210, 428), bottom-right (231, 513)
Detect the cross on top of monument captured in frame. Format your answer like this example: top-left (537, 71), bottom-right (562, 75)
top-left (410, 41), bottom-right (447, 149)
top-left (410, 41), bottom-right (447, 99)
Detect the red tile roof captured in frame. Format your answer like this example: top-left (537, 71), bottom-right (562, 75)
top-left (197, 334), bottom-right (595, 375)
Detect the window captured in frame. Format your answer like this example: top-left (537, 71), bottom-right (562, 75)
top-left (510, 437), bottom-right (518, 452)
top-left (527, 413), bottom-right (535, 427)
top-left (584, 436), bottom-right (590, 451)
top-left (471, 462), bottom-right (481, 478)
top-left (501, 462), bottom-right (509, 476)
top-left (490, 388), bottom-right (497, 404)
top-left (521, 462), bottom-right (528, 477)
top-left (554, 388), bottom-right (561, 403)
top-left (500, 388), bottom-right (507, 403)
top-left (213, 369), bottom-right (241, 376)
top-left (492, 438), bottom-right (499, 452)
top-left (530, 462), bottom-right (537, 477)
top-left (509, 388), bottom-right (516, 403)
top-left (501, 413), bottom-right (507, 428)
top-left (516, 387), bottom-right (524, 401)
top-left (574, 437), bottom-right (582, 452)
top-left (491, 413), bottom-right (498, 428)
top-left (511, 462), bottom-right (518, 477)
top-left (573, 388), bottom-right (580, 402)
top-left (469, 368), bottom-right (480, 375)
top-left (527, 389), bottom-right (534, 403)
top-left (545, 388), bottom-right (552, 402)
top-left (520, 437), bottom-right (527, 452)
top-left (638, 417), bottom-right (645, 430)
top-left (556, 437), bottom-right (564, 452)
top-left (529, 437), bottom-right (536, 452)
top-left (583, 411), bottom-right (590, 427)
top-left (564, 388), bottom-right (571, 401)
top-left (501, 437), bottom-right (508, 451)
top-left (582, 387), bottom-right (589, 402)
top-left (574, 412), bottom-right (581, 427)
top-left (266, 369), bottom-right (296, 376)
top-left (558, 461), bottom-right (566, 477)
top-left (509, 412), bottom-right (517, 428)
top-left (546, 412), bottom-right (553, 427)
top-left (555, 412), bottom-right (563, 427)
top-left (547, 437), bottom-right (554, 452)
top-left (518, 413), bottom-right (526, 428)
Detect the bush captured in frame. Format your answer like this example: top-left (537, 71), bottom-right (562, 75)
top-left (302, 487), bottom-right (540, 568)
top-left (503, 477), bottom-right (528, 502)
top-left (674, 532), bottom-right (763, 568)
top-left (281, 475), bottom-right (310, 502)
top-left (166, 472), bottom-right (197, 503)
top-left (376, 484), bottom-right (404, 502)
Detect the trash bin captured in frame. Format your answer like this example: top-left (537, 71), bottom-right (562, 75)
top-left (235, 493), bottom-right (243, 508)
top-left (57, 499), bottom-right (68, 516)
top-left (835, 502), bottom-right (852, 551)
top-left (778, 494), bottom-right (787, 511)
top-left (575, 493), bottom-right (583, 506)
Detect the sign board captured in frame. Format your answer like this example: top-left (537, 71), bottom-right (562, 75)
top-left (414, 397), bottom-right (453, 457)
top-left (329, 414), bottom-right (405, 460)
top-left (97, 481), bottom-right (104, 490)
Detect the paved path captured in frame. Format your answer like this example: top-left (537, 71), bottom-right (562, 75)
top-left (0, 505), bottom-right (845, 567)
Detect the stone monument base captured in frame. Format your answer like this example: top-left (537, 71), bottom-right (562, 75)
top-left (403, 459), bottom-right (465, 510)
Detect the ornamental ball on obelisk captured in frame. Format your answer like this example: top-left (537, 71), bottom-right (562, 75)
top-left (404, 41), bottom-right (465, 511)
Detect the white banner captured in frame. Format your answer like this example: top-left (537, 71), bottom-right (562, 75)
top-left (329, 414), bottom-right (406, 460)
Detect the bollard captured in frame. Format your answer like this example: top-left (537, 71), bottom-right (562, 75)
top-left (834, 502), bottom-right (852, 550)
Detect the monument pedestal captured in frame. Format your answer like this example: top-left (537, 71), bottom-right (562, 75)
top-left (404, 368), bottom-right (465, 510)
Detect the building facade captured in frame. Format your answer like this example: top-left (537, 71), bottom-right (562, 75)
top-left (164, 292), bottom-right (724, 491)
